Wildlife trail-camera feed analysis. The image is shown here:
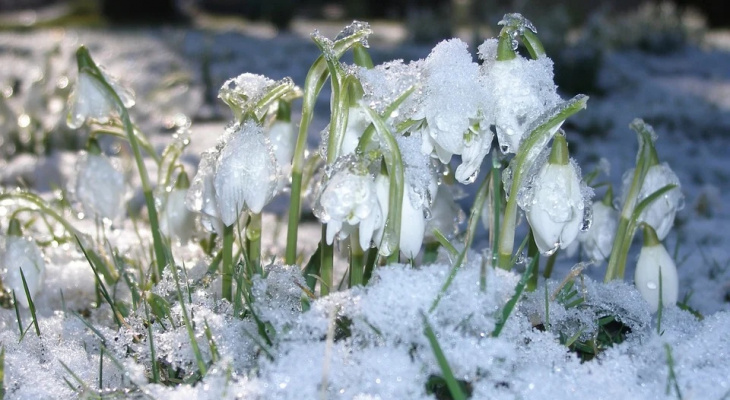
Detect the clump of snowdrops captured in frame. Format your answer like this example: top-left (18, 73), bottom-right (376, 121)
top-left (0, 14), bottom-right (685, 397)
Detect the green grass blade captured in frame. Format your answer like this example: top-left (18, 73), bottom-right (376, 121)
top-left (19, 268), bottom-right (40, 337)
top-left (492, 255), bottom-right (537, 337)
top-left (421, 312), bottom-right (467, 400)
top-left (1, 346), bottom-right (5, 399)
top-left (75, 236), bottom-right (122, 328)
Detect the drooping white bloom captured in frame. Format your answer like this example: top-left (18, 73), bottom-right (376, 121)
top-left (268, 120), bottom-right (296, 168)
top-left (416, 39), bottom-right (492, 184)
top-left (525, 160), bottom-right (585, 255)
top-left (73, 151), bottom-right (126, 221)
top-left (425, 184), bottom-right (465, 241)
top-left (621, 163), bottom-right (683, 240)
top-left (374, 175), bottom-right (428, 259)
top-left (214, 121), bottom-right (279, 226)
top-left (478, 39), bottom-right (561, 154)
top-left (67, 67), bottom-right (135, 129)
top-left (161, 188), bottom-right (197, 244)
top-left (2, 235), bottom-right (46, 309)
top-left (315, 163), bottom-right (382, 250)
top-left (340, 105), bottom-right (371, 156)
top-left (186, 150), bottom-right (225, 235)
top-left (578, 201), bottom-right (618, 262)
top-left (635, 230), bottom-right (679, 313)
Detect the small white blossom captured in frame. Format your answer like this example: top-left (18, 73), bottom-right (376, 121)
top-left (341, 105), bottom-right (371, 156)
top-left (416, 39), bottom-right (492, 183)
top-left (67, 68), bottom-right (135, 129)
top-left (578, 201), bottom-right (618, 262)
top-left (425, 184), bottom-right (464, 241)
top-left (186, 150), bottom-right (225, 235)
top-left (2, 236), bottom-right (46, 308)
top-left (214, 121), bottom-right (279, 225)
top-left (621, 163), bottom-right (683, 240)
top-left (374, 175), bottom-right (427, 259)
top-left (525, 161), bottom-right (585, 255)
top-left (479, 39), bottom-right (561, 154)
top-left (316, 165), bottom-right (382, 250)
top-left (161, 188), bottom-right (196, 243)
top-left (73, 152), bottom-right (126, 221)
top-left (635, 237), bottom-right (679, 313)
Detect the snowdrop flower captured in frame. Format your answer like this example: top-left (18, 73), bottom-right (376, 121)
top-left (2, 220), bottom-right (45, 308)
top-left (340, 105), bottom-right (371, 156)
top-left (214, 121), bottom-right (279, 226)
top-left (524, 135), bottom-right (587, 254)
top-left (73, 141), bottom-right (126, 221)
top-left (374, 174), bottom-right (428, 259)
top-left (161, 172), bottom-right (196, 243)
top-left (67, 48), bottom-right (135, 129)
top-left (186, 149), bottom-right (225, 235)
top-left (416, 39), bottom-right (492, 184)
top-left (621, 162), bottom-right (683, 240)
top-left (315, 158), bottom-right (382, 250)
top-left (578, 196), bottom-right (618, 262)
top-left (425, 184), bottom-right (465, 241)
top-left (635, 224), bottom-right (678, 313)
top-left (219, 73), bottom-right (297, 123)
top-left (478, 39), bottom-right (561, 154)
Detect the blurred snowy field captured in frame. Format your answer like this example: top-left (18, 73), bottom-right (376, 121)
top-left (0, 22), bottom-right (729, 399)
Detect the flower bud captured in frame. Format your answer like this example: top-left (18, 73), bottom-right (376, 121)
top-left (161, 172), bottom-right (196, 243)
top-left (621, 163), bottom-right (683, 240)
top-left (73, 148), bottom-right (126, 221)
top-left (634, 224), bottom-right (678, 312)
top-left (525, 135), bottom-right (586, 254)
top-left (578, 192), bottom-right (618, 262)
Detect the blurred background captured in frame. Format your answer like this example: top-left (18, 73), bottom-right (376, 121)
top-left (0, 0), bottom-right (727, 166)
top-left (0, 0), bottom-right (725, 34)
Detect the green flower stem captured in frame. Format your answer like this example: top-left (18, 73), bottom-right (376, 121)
top-left (0, 191), bottom-right (118, 282)
top-left (604, 119), bottom-right (658, 281)
top-left (542, 251), bottom-right (558, 279)
top-left (349, 233), bottom-right (365, 287)
top-left (527, 228), bottom-right (540, 292)
top-left (246, 213), bottom-right (262, 276)
top-left (222, 224), bottom-right (234, 302)
top-left (489, 151), bottom-right (502, 277)
top-left (76, 46), bottom-right (169, 281)
top-left (353, 43), bottom-right (374, 69)
top-left (641, 223), bottom-right (661, 247)
top-left (431, 172), bottom-right (491, 312)
top-left (285, 29), bottom-right (371, 265)
top-left (360, 106), bottom-right (404, 258)
top-left (497, 96), bottom-right (588, 270)
top-left (319, 226), bottom-right (334, 296)
top-left (497, 30), bottom-right (517, 61)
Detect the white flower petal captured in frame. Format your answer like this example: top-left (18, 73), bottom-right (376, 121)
top-left (526, 163), bottom-right (584, 254)
top-left (635, 243), bottom-right (679, 313)
top-left (214, 122), bottom-right (278, 225)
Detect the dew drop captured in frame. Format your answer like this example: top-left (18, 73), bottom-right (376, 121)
top-left (646, 282), bottom-right (657, 290)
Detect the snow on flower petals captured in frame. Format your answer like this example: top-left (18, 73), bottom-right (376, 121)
top-left (622, 163), bottom-right (683, 240)
top-left (67, 67), bottom-right (135, 129)
top-left (214, 121), bottom-right (279, 225)
top-left (479, 39), bottom-right (561, 154)
top-left (73, 152), bottom-right (126, 221)
top-left (524, 160), bottom-right (586, 255)
top-left (315, 158), bottom-right (382, 250)
top-left (419, 39), bottom-right (491, 182)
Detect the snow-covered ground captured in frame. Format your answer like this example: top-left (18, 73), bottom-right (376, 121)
top-left (0, 17), bottom-right (729, 399)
